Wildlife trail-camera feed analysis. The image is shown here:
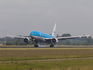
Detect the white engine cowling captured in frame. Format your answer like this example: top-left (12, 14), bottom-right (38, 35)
top-left (51, 38), bottom-right (58, 44)
top-left (24, 38), bottom-right (30, 44)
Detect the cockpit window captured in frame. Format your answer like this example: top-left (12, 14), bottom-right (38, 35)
top-left (32, 33), bottom-right (35, 34)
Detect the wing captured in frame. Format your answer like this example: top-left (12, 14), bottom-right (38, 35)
top-left (57, 35), bottom-right (90, 40)
top-left (6, 35), bottom-right (31, 39)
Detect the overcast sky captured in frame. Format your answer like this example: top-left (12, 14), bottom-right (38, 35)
top-left (0, 0), bottom-right (93, 37)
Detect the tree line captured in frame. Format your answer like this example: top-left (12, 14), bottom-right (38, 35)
top-left (0, 33), bottom-right (93, 45)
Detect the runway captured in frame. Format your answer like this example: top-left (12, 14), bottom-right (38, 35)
top-left (0, 45), bottom-right (93, 48)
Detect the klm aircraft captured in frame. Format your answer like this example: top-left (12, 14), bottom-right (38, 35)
top-left (7, 23), bottom-right (90, 47)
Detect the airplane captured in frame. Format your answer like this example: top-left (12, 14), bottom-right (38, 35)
top-left (7, 23), bottom-right (90, 47)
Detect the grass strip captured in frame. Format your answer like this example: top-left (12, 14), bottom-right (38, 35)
top-left (0, 49), bottom-right (93, 61)
top-left (0, 59), bottom-right (93, 70)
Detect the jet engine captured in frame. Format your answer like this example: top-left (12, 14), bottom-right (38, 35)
top-left (24, 38), bottom-right (30, 44)
top-left (51, 38), bottom-right (58, 44)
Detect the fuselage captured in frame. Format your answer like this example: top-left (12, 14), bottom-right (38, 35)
top-left (30, 31), bottom-right (54, 38)
top-left (30, 31), bottom-right (55, 42)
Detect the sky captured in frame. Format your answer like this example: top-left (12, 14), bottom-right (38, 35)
top-left (0, 0), bottom-right (93, 37)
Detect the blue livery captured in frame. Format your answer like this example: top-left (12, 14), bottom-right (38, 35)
top-left (30, 31), bottom-right (54, 38)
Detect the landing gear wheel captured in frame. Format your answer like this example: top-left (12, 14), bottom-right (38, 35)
top-left (50, 45), bottom-right (54, 47)
top-left (34, 45), bottom-right (38, 47)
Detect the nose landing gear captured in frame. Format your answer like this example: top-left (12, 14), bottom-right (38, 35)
top-left (50, 45), bottom-right (54, 47)
top-left (34, 45), bottom-right (39, 47)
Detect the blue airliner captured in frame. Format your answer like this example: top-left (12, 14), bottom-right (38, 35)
top-left (7, 23), bottom-right (90, 47)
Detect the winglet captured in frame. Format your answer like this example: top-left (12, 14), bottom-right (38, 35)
top-left (52, 23), bottom-right (56, 37)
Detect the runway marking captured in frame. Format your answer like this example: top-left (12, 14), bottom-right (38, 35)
top-left (0, 57), bottom-right (93, 63)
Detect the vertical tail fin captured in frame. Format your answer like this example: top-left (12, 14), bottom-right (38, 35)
top-left (52, 23), bottom-right (56, 37)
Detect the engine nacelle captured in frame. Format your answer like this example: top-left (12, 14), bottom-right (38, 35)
top-left (24, 38), bottom-right (30, 44)
top-left (51, 38), bottom-right (58, 44)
